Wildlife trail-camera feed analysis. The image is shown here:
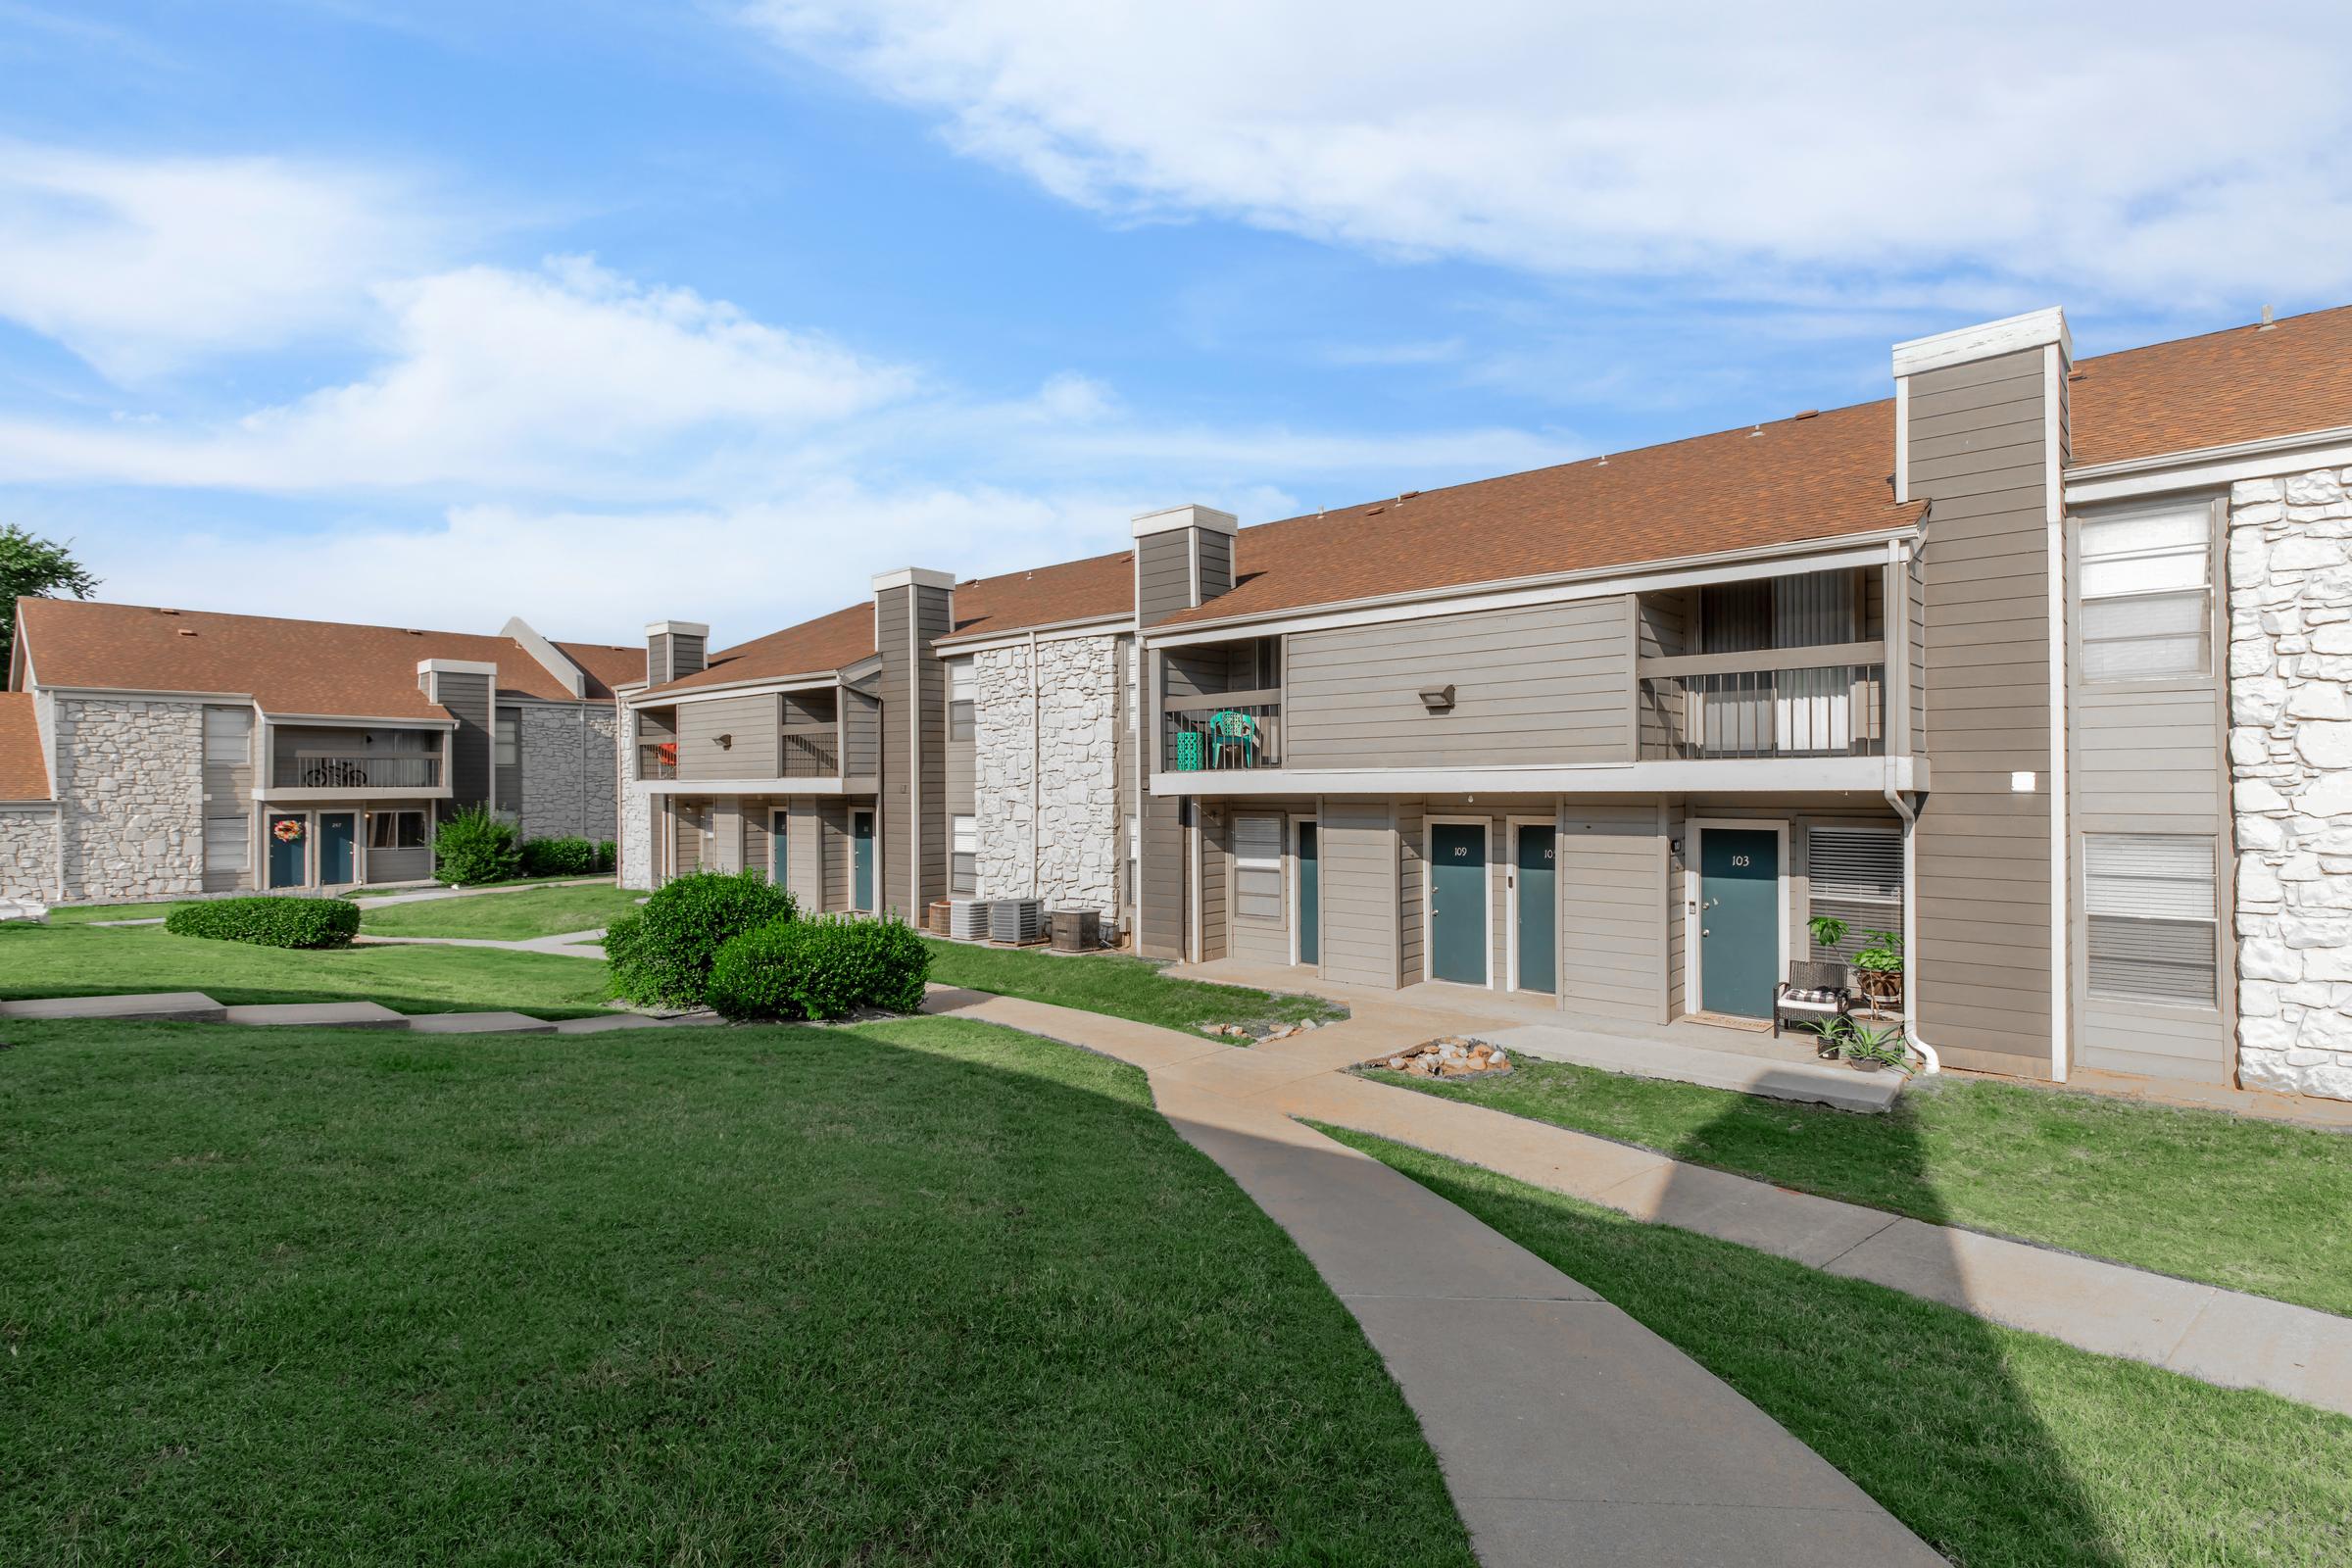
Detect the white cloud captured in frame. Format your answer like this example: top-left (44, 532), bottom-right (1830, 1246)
top-left (0, 143), bottom-right (444, 378)
top-left (746, 0), bottom-right (2352, 308)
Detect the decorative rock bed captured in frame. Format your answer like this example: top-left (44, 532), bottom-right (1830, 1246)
top-left (1369, 1035), bottom-right (1512, 1078)
top-left (1205, 1018), bottom-right (1327, 1045)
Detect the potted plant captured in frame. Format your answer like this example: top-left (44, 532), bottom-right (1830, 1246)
top-left (1838, 1018), bottom-right (1909, 1073)
top-left (1806, 914), bottom-right (1848, 955)
top-left (1793, 1014), bottom-right (1849, 1061)
top-left (1851, 928), bottom-right (1903, 1010)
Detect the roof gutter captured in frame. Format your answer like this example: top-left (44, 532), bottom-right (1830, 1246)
top-left (2065, 421), bottom-right (2352, 505)
top-left (935, 611), bottom-right (1136, 654)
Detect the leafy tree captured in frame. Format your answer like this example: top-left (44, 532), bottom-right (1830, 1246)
top-left (1, 524), bottom-right (99, 674)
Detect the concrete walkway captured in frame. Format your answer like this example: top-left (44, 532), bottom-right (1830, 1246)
top-left (355, 928), bottom-right (609, 959)
top-left (921, 985), bottom-right (1941, 1567)
top-left (0, 989), bottom-right (711, 1034)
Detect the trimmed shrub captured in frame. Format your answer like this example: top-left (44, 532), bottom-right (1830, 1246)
top-left (518, 836), bottom-right (598, 877)
top-left (595, 840), bottom-right (617, 874)
top-left (166, 896), bottom-right (361, 950)
top-left (433, 805), bottom-right (520, 886)
top-left (708, 914), bottom-right (932, 1022)
top-left (605, 870), bottom-right (798, 1008)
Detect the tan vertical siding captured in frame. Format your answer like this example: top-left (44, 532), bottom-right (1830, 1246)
top-left (1911, 346), bottom-right (2055, 1074)
top-left (1136, 532), bottom-right (1196, 624)
top-left (842, 687), bottom-right (880, 778)
top-left (1559, 803), bottom-right (1671, 1023)
top-left (1197, 805), bottom-right (1228, 961)
top-left (1283, 598), bottom-right (1634, 769)
top-left (675, 694), bottom-right (778, 780)
top-left (1320, 798), bottom-right (1398, 987)
top-left (1396, 798), bottom-right (1427, 985)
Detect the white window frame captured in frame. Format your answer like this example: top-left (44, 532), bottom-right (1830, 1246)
top-left (2082, 832), bottom-right (2220, 1010)
top-left (2072, 497), bottom-right (2218, 687)
top-left (1803, 824), bottom-right (1903, 965)
top-left (1504, 813), bottom-right (1555, 995)
top-left (1232, 812), bottom-right (1284, 925)
top-left (951, 813), bottom-right (978, 896)
top-left (367, 808), bottom-right (428, 852)
top-left (1680, 817), bottom-right (1791, 1018)
top-left (948, 657), bottom-right (976, 742)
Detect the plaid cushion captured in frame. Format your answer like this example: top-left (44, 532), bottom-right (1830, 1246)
top-left (1782, 988), bottom-right (1844, 1005)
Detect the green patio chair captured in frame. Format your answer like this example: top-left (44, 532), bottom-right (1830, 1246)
top-left (1206, 710), bottom-right (1259, 768)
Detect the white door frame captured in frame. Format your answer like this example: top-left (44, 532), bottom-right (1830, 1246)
top-left (1682, 816), bottom-right (1791, 1017)
top-left (1504, 813), bottom-right (1556, 994)
top-left (1422, 814), bottom-right (1495, 990)
top-left (1289, 812), bottom-right (1319, 968)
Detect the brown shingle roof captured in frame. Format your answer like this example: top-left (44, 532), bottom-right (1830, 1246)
top-left (2068, 303), bottom-right (2352, 467)
top-left (646, 602), bottom-right (878, 697)
top-left (0, 691), bottom-right (47, 800)
top-left (15, 599), bottom-right (617, 718)
top-left (1158, 398), bottom-right (1917, 627)
top-left (949, 550), bottom-right (1136, 642)
top-left (552, 640), bottom-right (647, 700)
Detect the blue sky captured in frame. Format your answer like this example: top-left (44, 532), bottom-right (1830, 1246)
top-left (3, 1), bottom-right (2349, 647)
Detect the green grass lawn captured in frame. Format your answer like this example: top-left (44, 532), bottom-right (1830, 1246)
top-left (358, 884), bottom-right (646, 940)
top-left (1327, 1127), bottom-right (2352, 1568)
top-left (1362, 1058), bottom-right (2352, 1316)
top-left (0, 921), bottom-right (612, 1016)
top-left (1, 1017), bottom-right (1473, 1566)
top-left (921, 938), bottom-right (1347, 1037)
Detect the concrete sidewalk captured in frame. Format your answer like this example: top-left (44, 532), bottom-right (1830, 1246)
top-left (922, 986), bottom-right (1941, 1567)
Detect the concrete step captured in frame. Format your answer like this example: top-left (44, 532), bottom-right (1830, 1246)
top-left (0, 992), bottom-right (228, 1024)
top-left (1481, 1022), bottom-right (1903, 1112)
top-left (550, 1013), bottom-right (671, 1034)
top-left (220, 1002), bottom-right (411, 1030)
top-left (405, 1010), bottom-right (559, 1035)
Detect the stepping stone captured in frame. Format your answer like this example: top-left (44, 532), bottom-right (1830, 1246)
top-left (405, 1011), bottom-right (558, 1036)
top-left (221, 1002), bottom-right (410, 1030)
top-left (550, 1013), bottom-right (670, 1034)
top-left (0, 991), bottom-right (227, 1023)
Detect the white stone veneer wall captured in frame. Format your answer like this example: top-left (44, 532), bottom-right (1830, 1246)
top-left (51, 697), bottom-right (205, 902)
top-left (2229, 466), bottom-right (2352, 1101)
top-left (516, 703), bottom-right (620, 844)
top-left (0, 805), bottom-right (60, 901)
top-left (616, 705), bottom-right (655, 890)
top-left (972, 636), bottom-right (1119, 910)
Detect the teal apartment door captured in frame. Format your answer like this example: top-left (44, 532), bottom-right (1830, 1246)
top-left (1514, 824), bottom-right (1556, 994)
top-left (1429, 822), bottom-right (1488, 986)
top-left (851, 809), bottom-right (875, 911)
top-left (267, 813), bottom-right (307, 888)
top-left (1296, 821), bottom-right (1319, 966)
top-left (318, 812), bottom-right (358, 885)
top-left (1698, 827), bottom-right (1780, 1018)
top-left (770, 810), bottom-right (789, 887)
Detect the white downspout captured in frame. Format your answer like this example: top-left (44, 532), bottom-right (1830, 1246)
top-left (1028, 629), bottom-right (1041, 899)
top-left (1883, 780), bottom-right (1941, 1075)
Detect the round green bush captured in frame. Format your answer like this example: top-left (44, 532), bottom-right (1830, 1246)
top-left (165, 896), bottom-right (361, 950)
top-left (707, 913), bottom-right (932, 1021)
top-left (604, 870), bottom-right (799, 1008)
top-left (433, 805), bottom-right (520, 885)
top-left (517, 836), bottom-right (597, 877)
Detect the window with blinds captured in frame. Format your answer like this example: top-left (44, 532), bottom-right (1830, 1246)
top-left (948, 658), bottom-right (976, 741)
top-left (2078, 504), bottom-right (2213, 681)
top-left (1233, 813), bottom-right (1283, 922)
top-left (951, 814), bottom-right (977, 895)
top-left (203, 814), bottom-right (250, 873)
top-left (2084, 834), bottom-right (2217, 1005)
top-left (1806, 828), bottom-right (1902, 962)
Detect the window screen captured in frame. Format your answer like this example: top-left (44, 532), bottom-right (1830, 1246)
top-left (2078, 505), bottom-right (2212, 681)
top-left (951, 814), bottom-right (977, 895)
top-left (202, 706), bottom-right (252, 763)
top-left (948, 658), bottom-right (975, 741)
top-left (1807, 828), bottom-right (1901, 963)
top-left (2084, 834), bottom-right (2216, 1004)
top-left (1233, 813), bottom-right (1283, 921)
top-left (495, 713), bottom-right (520, 767)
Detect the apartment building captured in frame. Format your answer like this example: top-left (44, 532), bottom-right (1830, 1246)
top-left (629, 303), bottom-right (2352, 1105)
top-left (1, 601), bottom-right (638, 903)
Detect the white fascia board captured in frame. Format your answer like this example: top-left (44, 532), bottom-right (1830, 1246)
top-left (640, 776), bottom-right (871, 797)
top-left (934, 613), bottom-right (1134, 655)
top-left (1891, 307), bottom-right (2071, 377)
top-left (639, 673), bottom-right (840, 707)
top-left (870, 567), bottom-right (956, 593)
top-left (644, 619), bottom-right (710, 638)
top-left (416, 658), bottom-right (500, 677)
top-left (2064, 424), bottom-right (2352, 505)
top-left (1132, 504), bottom-right (1238, 538)
top-left (36, 684), bottom-right (254, 703)
top-left (1140, 534), bottom-right (1913, 648)
top-left (265, 710), bottom-right (457, 728)
top-left (500, 615), bottom-right (587, 698)
top-left (1151, 756), bottom-right (1922, 797)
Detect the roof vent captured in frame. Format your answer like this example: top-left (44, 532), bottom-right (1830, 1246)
top-left (156, 608), bottom-right (179, 615)
top-left (1794, 409), bottom-right (1820, 420)
top-left (176, 628), bottom-right (197, 637)
top-left (1749, 424), bottom-right (1763, 437)
top-left (1364, 505), bottom-right (1385, 515)
top-left (1399, 490), bottom-right (1421, 501)
top-left (2261, 304), bottom-right (2278, 330)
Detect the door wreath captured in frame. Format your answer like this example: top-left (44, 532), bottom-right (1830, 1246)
top-left (272, 818), bottom-right (305, 844)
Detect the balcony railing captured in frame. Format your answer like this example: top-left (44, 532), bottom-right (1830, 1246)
top-left (781, 729), bottom-right (839, 778)
top-left (271, 751), bottom-right (442, 790)
top-left (637, 742), bottom-right (677, 780)
top-left (1639, 657), bottom-right (1886, 760)
top-left (1162, 689), bottom-right (1281, 772)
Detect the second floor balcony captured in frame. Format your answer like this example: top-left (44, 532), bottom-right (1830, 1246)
top-left (1638, 652), bottom-right (1887, 761)
top-left (270, 749), bottom-right (444, 791)
top-left (780, 728), bottom-right (838, 778)
top-left (1163, 690), bottom-right (1282, 773)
